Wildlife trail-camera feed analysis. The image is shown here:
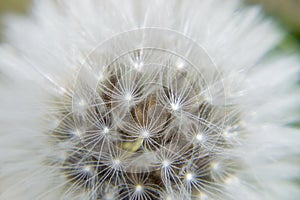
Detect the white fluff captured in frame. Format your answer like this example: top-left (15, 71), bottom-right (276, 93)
top-left (0, 0), bottom-right (299, 200)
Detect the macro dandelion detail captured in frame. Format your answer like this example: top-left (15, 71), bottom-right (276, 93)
top-left (0, 0), bottom-right (300, 200)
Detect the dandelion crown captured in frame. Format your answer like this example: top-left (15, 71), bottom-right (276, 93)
top-left (53, 28), bottom-right (239, 199)
top-left (0, 0), bottom-right (299, 200)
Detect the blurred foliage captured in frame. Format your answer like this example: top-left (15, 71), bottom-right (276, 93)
top-left (247, 0), bottom-right (300, 50)
top-left (0, 0), bottom-right (31, 13)
top-left (247, 0), bottom-right (300, 34)
top-left (0, 0), bottom-right (32, 41)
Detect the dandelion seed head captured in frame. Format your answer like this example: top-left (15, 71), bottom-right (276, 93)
top-left (0, 0), bottom-right (299, 200)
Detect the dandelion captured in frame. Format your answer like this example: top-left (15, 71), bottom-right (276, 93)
top-left (0, 0), bottom-right (300, 200)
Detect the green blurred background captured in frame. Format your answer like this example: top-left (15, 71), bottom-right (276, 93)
top-left (247, 0), bottom-right (300, 51)
top-left (0, 0), bottom-right (31, 41)
top-left (0, 0), bottom-right (31, 14)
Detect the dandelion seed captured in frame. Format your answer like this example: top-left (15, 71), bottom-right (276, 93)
top-left (162, 160), bottom-right (171, 168)
top-left (140, 130), bottom-right (151, 139)
top-left (82, 165), bottom-right (94, 175)
top-left (185, 173), bottom-right (194, 182)
top-left (124, 93), bottom-right (132, 102)
top-left (134, 61), bottom-right (144, 71)
top-left (171, 102), bottom-right (181, 111)
top-left (71, 129), bottom-right (82, 137)
top-left (176, 60), bottom-right (185, 70)
top-left (197, 192), bottom-right (209, 200)
top-left (112, 159), bottom-right (121, 168)
top-left (211, 162), bottom-right (220, 171)
top-left (135, 184), bottom-right (143, 191)
top-left (195, 133), bottom-right (204, 142)
top-left (103, 127), bottom-right (110, 134)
